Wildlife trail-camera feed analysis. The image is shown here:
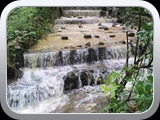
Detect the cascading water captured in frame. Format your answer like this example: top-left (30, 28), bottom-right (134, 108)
top-left (24, 46), bottom-right (126, 68)
top-left (7, 8), bottom-right (136, 113)
top-left (7, 46), bottom-right (130, 113)
top-left (63, 10), bottom-right (101, 17)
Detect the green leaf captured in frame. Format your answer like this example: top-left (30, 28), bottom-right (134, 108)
top-left (148, 22), bottom-right (153, 27)
top-left (8, 42), bottom-right (14, 47)
top-left (147, 75), bottom-right (153, 83)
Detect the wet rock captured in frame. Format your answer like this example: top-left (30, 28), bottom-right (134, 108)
top-left (84, 34), bottom-right (92, 38)
top-left (85, 42), bottom-right (91, 47)
top-left (103, 27), bottom-right (109, 30)
top-left (99, 25), bottom-right (108, 30)
top-left (69, 45), bottom-right (76, 49)
top-left (128, 33), bottom-right (135, 37)
top-left (87, 48), bottom-right (98, 63)
top-left (129, 39), bottom-right (134, 43)
top-left (64, 46), bottom-right (68, 49)
top-left (78, 16), bottom-right (83, 19)
top-left (94, 35), bottom-right (99, 38)
top-left (97, 78), bottom-right (103, 85)
top-left (98, 23), bottom-right (102, 26)
top-left (7, 66), bottom-right (15, 79)
top-left (79, 25), bottom-right (83, 28)
top-left (57, 29), bottom-right (62, 32)
top-left (112, 24), bottom-right (116, 27)
top-left (77, 45), bottom-right (82, 48)
top-left (64, 72), bottom-right (79, 90)
top-left (70, 50), bottom-right (76, 64)
top-left (80, 72), bottom-right (88, 86)
top-left (61, 26), bottom-right (66, 29)
top-left (98, 41), bottom-right (105, 45)
top-left (61, 36), bottom-right (69, 40)
top-left (122, 27), bottom-right (126, 30)
top-left (109, 35), bottom-right (115, 37)
top-left (99, 47), bottom-right (106, 60)
top-left (122, 40), bottom-right (126, 44)
top-left (99, 26), bottom-right (103, 29)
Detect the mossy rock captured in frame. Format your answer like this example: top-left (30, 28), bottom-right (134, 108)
top-left (97, 78), bottom-right (103, 85)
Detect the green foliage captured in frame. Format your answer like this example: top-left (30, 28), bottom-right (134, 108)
top-left (134, 75), bottom-right (153, 112)
top-left (7, 7), bottom-right (62, 79)
top-left (101, 7), bottom-right (153, 113)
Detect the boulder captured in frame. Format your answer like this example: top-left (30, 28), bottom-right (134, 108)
top-left (99, 25), bottom-right (109, 30)
top-left (128, 33), bottom-right (135, 37)
top-left (61, 26), bottom-right (66, 29)
top-left (98, 41), bottom-right (105, 45)
top-left (99, 26), bottom-right (103, 29)
top-left (109, 35), bottom-right (115, 37)
top-left (84, 34), bottom-right (92, 38)
top-left (69, 45), bottom-right (76, 49)
top-left (76, 45), bottom-right (82, 48)
top-left (122, 27), bottom-right (126, 30)
top-left (64, 72), bottom-right (78, 90)
top-left (122, 40), bottom-right (126, 44)
top-left (97, 78), bottom-right (103, 85)
top-left (85, 42), bottom-right (91, 47)
top-left (98, 23), bottom-right (102, 26)
top-left (61, 36), bottom-right (69, 40)
top-left (78, 16), bottom-right (83, 19)
top-left (57, 29), bottom-right (62, 32)
top-left (94, 35), bottom-right (99, 38)
top-left (80, 72), bottom-right (88, 86)
top-left (129, 39), bottom-right (134, 43)
top-left (79, 25), bottom-right (83, 28)
top-left (104, 27), bottom-right (109, 30)
top-left (64, 46), bottom-right (68, 49)
top-left (112, 24), bottom-right (116, 27)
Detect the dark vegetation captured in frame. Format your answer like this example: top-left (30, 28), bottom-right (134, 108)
top-left (101, 7), bottom-right (153, 113)
top-left (7, 7), bottom-right (62, 80)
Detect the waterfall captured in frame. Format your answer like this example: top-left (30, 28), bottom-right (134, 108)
top-left (7, 8), bottom-right (134, 113)
top-left (7, 45), bottom-right (130, 112)
top-left (63, 10), bottom-right (101, 17)
top-left (24, 46), bottom-right (126, 68)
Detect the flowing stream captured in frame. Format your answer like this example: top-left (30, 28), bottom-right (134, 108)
top-left (7, 9), bottom-right (136, 113)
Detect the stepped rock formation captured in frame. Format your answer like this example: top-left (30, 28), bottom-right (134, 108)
top-left (7, 8), bottom-right (137, 113)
